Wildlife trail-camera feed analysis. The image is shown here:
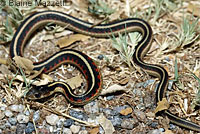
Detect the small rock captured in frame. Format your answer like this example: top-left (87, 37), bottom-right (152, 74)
top-left (49, 126), bottom-right (54, 132)
top-left (9, 105), bottom-right (19, 112)
top-left (0, 106), bottom-right (6, 111)
top-left (5, 121), bottom-right (11, 128)
top-left (100, 108), bottom-right (117, 116)
top-left (33, 110), bottom-right (40, 121)
top-left (18, 104), bottom-right (25, 113)
top-left (0, 112), bottom-right (5, 120)
top-left (108, 115), bottom-right (122, 127)
top-left (4, 110), bottom-right (13, 117)
top-left (134, 109), bottom-right (146, 122)
top-left (46, 114), bottom-right (59, 126)
top-left (63, 119), bottom-right (74, 127)
top-left (168, 80), bottom-right (174, 90)
top-left (11, 126), bottom-right (17, 133)
top-left (70, 125), bottom-right (81, 134)
top-left (38, 128), bottom-right (50, 134)
top-left (0, 119), bottom-right (6, 129)
top-left (169, 124), bottom-right (176, 130)
top-left (79, 130), bottom-right (88, 134)
top-left (56, 118), bottom-right (65, 128)
top-left (24, 110), bottom-right (31, 116)
top-left (106, 95), bottom-right (115, 101)
top-left (8, 117), bottom-right (17, 125)
top-left (16, 124), bottom-right (26, 134)
top-left (69, 110), bottom-right (88, 121)
top-left (97, 54), bottom-right (104, 60)
top-left (25, 122), bottom-right (35, 134)
top-left (63, 128), bottom-right (72, 134)
top-left (114, 105), bottom-right (129, 113)
top-left (150, 122), bottom-right (158, 128)
top-left (148, 129), bottom-right (163, 134)
top-left (17, 113), bottom-right (29, 123)
top-left (121, 118), bottom-right (138, 129)
top-left (2, 98), bottom-right (6, 103)
top-left (84, 101), bottom-right (99, 114)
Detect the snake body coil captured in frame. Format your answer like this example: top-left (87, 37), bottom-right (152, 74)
top-left (10, 10), bottom-right (200, 131)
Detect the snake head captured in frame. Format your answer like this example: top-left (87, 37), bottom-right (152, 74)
top-left (25, 84), bottom-right (52, 100)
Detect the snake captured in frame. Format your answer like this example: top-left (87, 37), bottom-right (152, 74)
top-left (9, 10), bottom-right (200, 131)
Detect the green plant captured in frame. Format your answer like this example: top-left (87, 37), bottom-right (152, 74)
top-left (111, 28), bottom-right (142, 69)
top-left (88, 0), bottom-right (115, 17)
top-left (152, 0), bottom-right (177, 23)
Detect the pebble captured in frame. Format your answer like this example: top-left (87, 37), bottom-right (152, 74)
top-left (97, 54), bottom-right (104, 60)
top-left (24, 110), bottom-right (31, 116)
top-left (4, 110), bottom-right (13, 117)
top-left (5, 121), bottom-right (11, 128)
top-left (25, 122), bottom-right (35, 134)
top-left (56, 118), bottom-right (65, 128)
top-left (79, 130), bottom-right (88, 134)
top-left (69, 109), bottom-right (88, 121)
top-left (17, 113), bottom-right (29, 123)
top-left (2, 98), bottom-right (6, 103)
top-left (0, 106), bottom-right (6, 111)
top-left (70, 125), bottom-right (81, 134)
top-left (63, 128), bottom-right (72, 134)
top-left (38, 128), bottom-right (50, 134)
top-left (63, 119), bottom-right (74, 127)
top-left (134, 109), bottom-right (146, 122)
top-left (0, 112), bottom-right (5, 120)
top-left (33, 110), bottom-right (40, 121)
top-left (16, 124), bottom-right (26, 134)
top-left (168, 80), bottom-right (174, 90)
top-left (147, 128), bottom-right (164, 134)
top-left (136, 79), bottom-right (155, 88)
top-left (150, 122), bottom-right (158, 128)
top-left (8, 117), bottom-right (17, 125)
top-left (46, 114), bottom-right (59, 126)
top-left (121, 118), bottom-right (138, 129)
top-left (108, 115), bottom-right (122, 127)
top-left (100, 108), bottom-right (117, 116)
top-left (84, 101), bottom-right (99, 114)
top-left (169, 124), bottom-right (176, 130)
top-left (49, 126), bottom-right (54, 132)
top-left (106, 95), bottom-right (115, 101)
top-left (0, 119), bottom-right (7, 129)
top-left (9, 104), bottom-right (24, 113)
top-left (114, 105), bottom-right (129, 113)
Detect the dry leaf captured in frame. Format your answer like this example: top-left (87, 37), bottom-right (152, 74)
top-left (65, 75), bottom-right (83, 89)
top-left (13, 56), bottom-right (34, 71)
top-left (43, 34), bottom-right (55, 41)
top-left (28, 68), bottom-right (44, 80)
top-left (120, 107), bottom-right (133, 116)
top-left (187, 3), bottom-right (200, 17)
top-left (119, 77), bottom-right (129, 85)
top-left (89, 127), bottom-right (99, 134)
top-left (0, 58), bottom-right (7, 65)
top-left (101, 84), bottom-right (127, 95)
top-left (98, 114), bottom-right (115, 134)
top-left (154, 98), bottom-right (169, 114)
top-left (0, 64), bottom-right (12, 75)
top-left (57, 34), bottom-right (90, 48)
top-left (41, 74), bottom-right (53, 82)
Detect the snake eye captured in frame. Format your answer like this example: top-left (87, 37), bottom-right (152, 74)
top-left (34, 93), bottom-right (41, 98)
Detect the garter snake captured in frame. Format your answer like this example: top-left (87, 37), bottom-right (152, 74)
top-left (9, 10), bottom-right (200, 131)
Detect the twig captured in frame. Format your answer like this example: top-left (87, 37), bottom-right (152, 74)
top-left (26, 101), bottom-right (98, 127)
